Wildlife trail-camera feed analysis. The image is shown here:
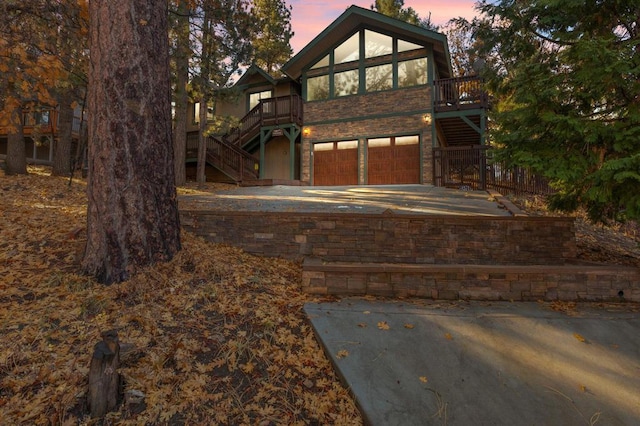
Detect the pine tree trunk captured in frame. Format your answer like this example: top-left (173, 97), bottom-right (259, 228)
top-left (172, 0), bottom-right (189, 187)
top-left (83, 0), bottom-right (181, 284)
top-left (52, 92), bottom-right (74, 176)
top-left (196, 94), bottom-right (208, 186)
top-left (6, 105), bottom-right (27, 175)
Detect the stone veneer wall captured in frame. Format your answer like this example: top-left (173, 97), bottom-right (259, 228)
top-left (301, 85), bottom-right (433, 184)
top-left (302, 260), bottom-right (640, 302)
top-left (181, 211), bottom-right (577, 265)
top-left (181, 210), bottom-right (639, 301)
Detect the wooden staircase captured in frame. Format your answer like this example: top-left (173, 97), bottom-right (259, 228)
top-left (201, 94), bottom-right (304, 182)
top-left (205, 136), bottom-right (259, 182)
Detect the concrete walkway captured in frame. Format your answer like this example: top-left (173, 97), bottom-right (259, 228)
top-left (304, 299), bottom-right (640, 426)
top-left (181, 184), bottom-right (514, 216)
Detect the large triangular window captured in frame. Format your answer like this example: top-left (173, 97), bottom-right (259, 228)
top-left (305, 29), bottom-right (428, 101)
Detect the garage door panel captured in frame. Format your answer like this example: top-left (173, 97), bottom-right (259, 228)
top-left (367, 137), bottom-right (420, 184)
top-left (313, 142), bottom-right (358, 185)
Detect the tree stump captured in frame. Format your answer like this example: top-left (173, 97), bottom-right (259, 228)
top-left (88, 329), bottom-right (120, 418)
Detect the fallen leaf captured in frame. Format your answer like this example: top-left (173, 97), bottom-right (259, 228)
top-left (357, 322), bottom-right (367, 328)
top-left (241, 362), bottom-right (255, 374)
top-left (363, 311), bottom-right (371, 315)
top-left (573, 333), bottom-right (586, 343)
top-left (444, 333), bottom-right (453, 340)
top-left (419, 376), bottom-right (428, 383)
top-left (377, 321), bottom-right (390, 330)
top-left (404, 323), bottom-right (414, 329)
top-left (336, 350), bottom-right (349, 359)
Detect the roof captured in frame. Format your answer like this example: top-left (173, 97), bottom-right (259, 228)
top-left (282, 5), bottom-right (452, 80)
top-left (234, 64), bottom-right (278, 87)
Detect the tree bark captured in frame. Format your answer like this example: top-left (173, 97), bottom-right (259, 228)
top-left (88, 330), bottom-right (120, 418)
top-left (172, 0), bottom-right (189, 187)
top-left (52, 91), bottom-right (74, 176)
top-left (83, 0), bottom-right (181, 284)
top-left (6, 105), bottom-right (27, 175)
top-left (196, 93), bottom-right (208, 187)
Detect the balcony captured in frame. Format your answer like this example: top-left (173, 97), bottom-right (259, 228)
top-left (434, 75), bottom-right (488, 112)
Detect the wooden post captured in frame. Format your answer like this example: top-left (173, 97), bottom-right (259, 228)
top-left (88, 330), bottom-right (120, 418)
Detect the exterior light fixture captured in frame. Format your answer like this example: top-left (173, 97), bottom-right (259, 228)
top-left (422, 113), bottom-right (432, 124)
top-left (303, 127), bottom-right (311, 136)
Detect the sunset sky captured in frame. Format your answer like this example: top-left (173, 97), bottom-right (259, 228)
top-left (287, 0), bottom-right (480, 53)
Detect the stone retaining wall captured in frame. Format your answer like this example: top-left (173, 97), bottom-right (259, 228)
top-left (180, 210), bottom-right (577, 265)
top-left (302, 259), bottom-right (640, 302)
top-left (181, 210), bottom-right (640, 301)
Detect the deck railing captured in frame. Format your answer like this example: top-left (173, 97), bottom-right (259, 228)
top-left (434, 75), bottom-right (488, 112)
top-left (205, 135), bottom-right (259, 181)
top-left (433, 145), bottom-right (553, 195)
top-left (224, 94), bottom-right (303, 146)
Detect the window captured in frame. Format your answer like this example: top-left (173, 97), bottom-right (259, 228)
top-left (304, 29), bottom-right (429, 101)
top-left (395, 135), bottom-right (419, 145)
top-left (365, 30), bottom-right (392, 58)
top-left (398, 58), bottom-right (427, 87)
top-left (337, 140), bottom-right (358, 149)
top-left (398, 39), bottom-right (423, 53)
top-left (314, 142), bottom-right (334, 151)
top-left (334, 69), bottom-right (359, 97)
top-left (35, 111), bottom-right (49, 125)
top-left (307, 75), bottom-right (330, 101)
top-left (368, 137), bottom-right (391, 148)
top-left (366, 63), bottom-right (392, 92)
top-left (334, 33), bottom-right (359, 64)
top-left (193, 102), bottom-right (214, 123)
top-left (311, 54), bottom-right (330, 70)
top-left (249, 90), bottom-right (272, 110)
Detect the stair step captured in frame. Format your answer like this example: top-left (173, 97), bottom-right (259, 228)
top-left (302, 258), bottom-right (640, 302)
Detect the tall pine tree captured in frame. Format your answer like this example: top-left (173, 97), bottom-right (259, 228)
top-left (475, 0), bottom-right (640, 221)
top-left (371, 0), bottom-right (437, 30)
top-left (250, 0), bottom-right (293, 73)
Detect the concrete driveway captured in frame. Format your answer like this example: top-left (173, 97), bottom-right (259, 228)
top-left (180, 184), bottom-right (514, 216)
top-left (304, 299), bottom-right (640, 426)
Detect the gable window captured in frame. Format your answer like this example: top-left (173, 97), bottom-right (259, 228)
top-left (249, 90), bottom-right (272, 110)
top-left (398, 58), bottom-right (427, 87)
top-left (366, 63), bottom-right (393, 92)
top-left (365, 30), bottom-right (392, 58)
top-left (334, 33), bottom-right (359, 64)
top-left (305, 29), bottom-right (428, 101)
top-left (308, 75), bottom-right (330, 101)
top-left (334, 69), bottom-right (359, 97)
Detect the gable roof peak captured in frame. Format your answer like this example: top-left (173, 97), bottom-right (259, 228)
top-left (282, 5), bottom-right (451, 80)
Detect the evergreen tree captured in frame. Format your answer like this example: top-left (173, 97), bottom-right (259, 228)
top-left (251, 0), bottom-right (293, 73)
top-left (474, 0), bottom-right (640, 221)
top-left (371, 0), bottom-right (437, 30)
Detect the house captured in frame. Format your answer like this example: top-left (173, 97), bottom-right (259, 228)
top-left (0, 106), bottom-right (85, 165)
top-left (2, 6), bottom-right (487, 187)
top-left (199, 5), bottom-right (487, 186)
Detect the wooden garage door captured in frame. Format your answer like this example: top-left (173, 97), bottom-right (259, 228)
top-left (368, 135), bottom-right (420, 184)
top-left (313, 140), bottom-right (358, 185)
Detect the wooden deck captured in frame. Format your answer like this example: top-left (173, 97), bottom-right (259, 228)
top-left (434, 76), bottom-right (488, 112)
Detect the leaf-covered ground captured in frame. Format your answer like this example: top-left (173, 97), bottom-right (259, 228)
top-left (0, 167), bottom-right (362, 425)
top-left (510, 195), bottom-right (640, 268)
